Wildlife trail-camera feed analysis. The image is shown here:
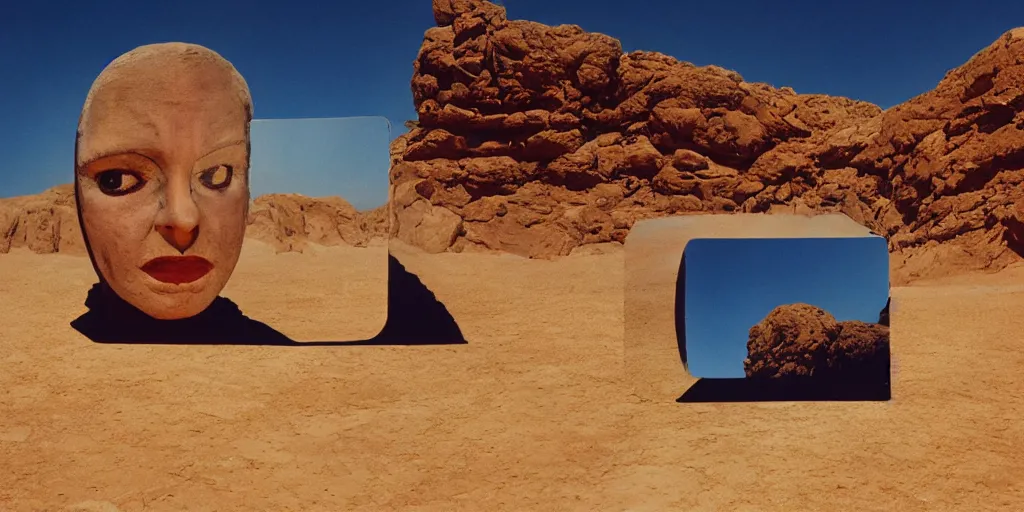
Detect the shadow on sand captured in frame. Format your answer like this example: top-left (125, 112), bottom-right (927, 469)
top-left (677, 373), bottom-right (892, 403)
top-left (71, 254), bottom-right (466, 346)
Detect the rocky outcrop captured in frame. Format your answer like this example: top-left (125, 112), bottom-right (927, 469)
top-left (246, 194), bottom-right (388, 252)
top-left (0, 185), bottom-right (388, 255)
top-left (390, 0), bottom-right (1024, 282)
top-left (0, 184), bottom-right (86, 255)
top-left (744, 303), bottom-right (890, 382)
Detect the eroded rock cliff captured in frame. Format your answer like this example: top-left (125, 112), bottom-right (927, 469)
top-left (391, 0), bottom-right (1024, 283)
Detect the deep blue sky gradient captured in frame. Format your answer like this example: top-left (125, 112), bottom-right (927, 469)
top-left (2, 0), bottom-right (1022, 199)
top-left (684, 236), bottom-right (890, 378)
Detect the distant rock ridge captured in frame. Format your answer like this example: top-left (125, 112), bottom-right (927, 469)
top-left (247, 193), bottom-right (389, 251)
top-left (387, 0), bottom-right (1024, 284)
top-left (0, 184), bottom-right (388, 255)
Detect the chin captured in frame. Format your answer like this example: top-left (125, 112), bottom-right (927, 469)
top-left (143, 304), bottom-right (211, 320)
top-left (139, 293), bottom-right (219, 320)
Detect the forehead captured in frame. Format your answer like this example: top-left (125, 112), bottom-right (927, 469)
top-left (77, 58), bottom-right (248, 164)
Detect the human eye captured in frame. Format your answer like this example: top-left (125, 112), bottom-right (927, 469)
top-left (197, 164), bottom-right (233, 190)
top-left (94, 169), bottom-right (146, 196)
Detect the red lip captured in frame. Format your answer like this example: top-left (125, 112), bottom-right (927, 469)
top-left (141, 256), bottom-right (213, 284)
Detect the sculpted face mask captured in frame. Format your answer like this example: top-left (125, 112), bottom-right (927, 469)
top-left (75, 43), bottom-right (253, 320)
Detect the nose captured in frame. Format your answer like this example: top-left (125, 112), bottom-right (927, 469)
top-left (155, 179), bottom-right (200, 254)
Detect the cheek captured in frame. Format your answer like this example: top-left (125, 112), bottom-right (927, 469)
top-left (80, 190), bottom-right (159, 263)
top-left (195, 188), bottom-right (249, 250)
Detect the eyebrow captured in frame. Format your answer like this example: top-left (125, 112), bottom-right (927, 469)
top-left (76, 149), bottom-right (161, 172)
top-left (198, 139), bottom-right (247, 159)
top-left (77, 138), bottom-right (247, 169)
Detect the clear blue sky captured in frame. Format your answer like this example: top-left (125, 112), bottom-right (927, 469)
top-left (2, 0), bottom-right (1022, 199)
top-left (250, 117), bottom-right (391, 210)
top-left (684, 236), bottom-right (890, 378)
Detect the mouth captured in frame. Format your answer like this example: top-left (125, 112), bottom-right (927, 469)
top-left (140, 256), bottom-right (214, 284)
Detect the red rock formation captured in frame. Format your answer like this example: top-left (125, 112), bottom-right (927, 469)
top-left (391, 0), bottom-right (1024, 283)
top-left (744, 303), bottom-right (889, 381)
top-left (0, 185), bottom-right (86, 255)
top-left (0, 186), bottom-right (388, 255)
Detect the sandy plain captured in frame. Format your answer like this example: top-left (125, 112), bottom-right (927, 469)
top-left (1, 239), bottom-right (1022, 511)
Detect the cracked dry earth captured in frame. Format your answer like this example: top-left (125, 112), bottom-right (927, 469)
top-left (1, 242), bottom-right (1023, 511)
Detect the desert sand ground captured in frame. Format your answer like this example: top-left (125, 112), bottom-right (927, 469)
top-left (1, 241), bottom-right (1022, 511)
top-left (223, 241), bottom-right (389, 342)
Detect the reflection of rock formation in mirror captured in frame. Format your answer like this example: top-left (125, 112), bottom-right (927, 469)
top-left (246, 194), bottom-right (389, 252)
top-left (744, 303), bottom-right (890, 385)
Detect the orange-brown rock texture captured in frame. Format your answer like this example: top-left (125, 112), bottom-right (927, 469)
top-left (246, 194), bottom-right (389, 251)
top-left (0, 185), bottom-right (388, 255)
top-left (744, 303), bottom-right (890, 382)
top-left (391, 0), bottom-right (1024, 283)
top-left (0, 185), bottom-right (86, 255)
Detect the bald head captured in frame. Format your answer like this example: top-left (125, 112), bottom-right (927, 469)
top-left (77, 42), bottom-right (253, 168)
